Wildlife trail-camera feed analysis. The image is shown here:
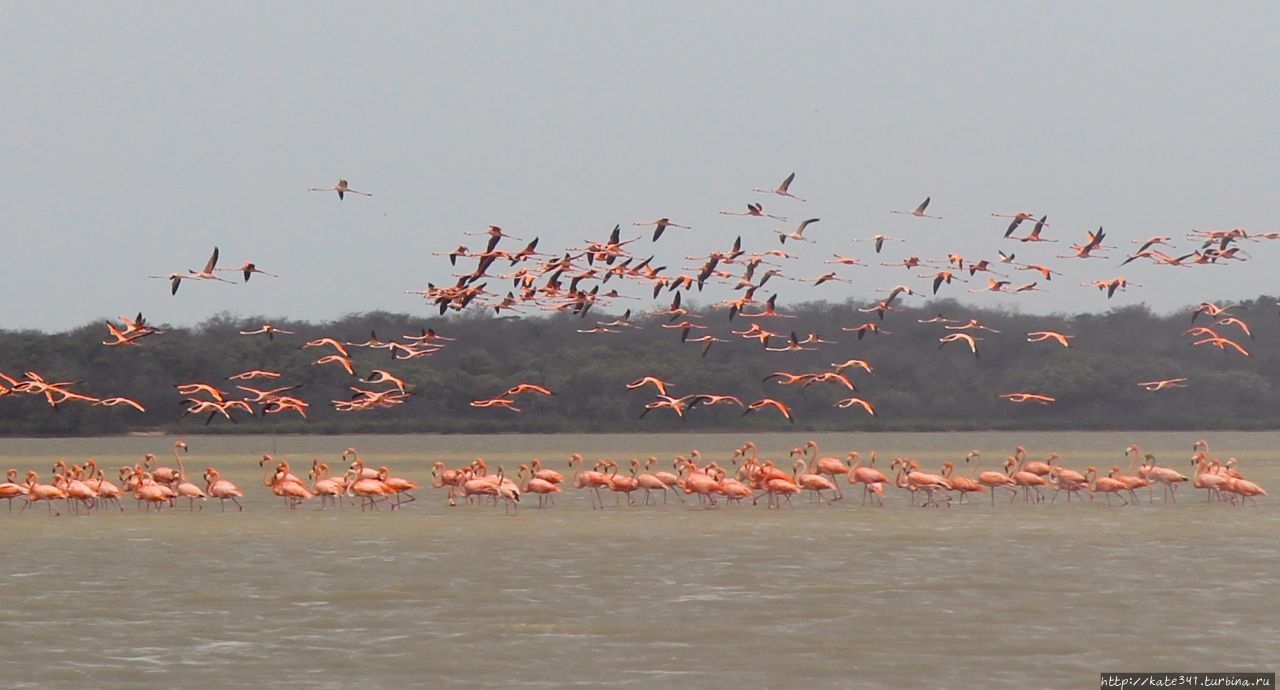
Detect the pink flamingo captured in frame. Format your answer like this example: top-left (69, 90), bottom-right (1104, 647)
top-left (518, 464), bottom-right (562, 508)
top-left (203, 468), bottom-right (244, 511)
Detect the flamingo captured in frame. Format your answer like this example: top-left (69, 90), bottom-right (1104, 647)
top-left (0, 469), bottom-right (30, 512)
top-left (91, 470), bottom-right (125, 511)
top-left (20, 471), bottom-right (68, 515)
top-left (1004, 456), bottom-right (1046, 504)
top-left (528, 459), bottom-right (564, 485)
top-left (677, 458), bottom-right (723, 507)
top-left (431, 462), bottom-right (467, 507)
top-left (940, 461), bottom-right (986, 503)
top-left (494, 466), bottom-right (521, 514)
top-left (791, 457), bottom-right (838, 503)
top-left (1191, 453), bottom-right (1229, 503)
top-left (148, 442), bottom-right (186, 486)
top-left (966, 451), bottom-right (1017, 506)
top-left (343, 449), bottom-right (380, 479)
top-left (890, 196), bottom-right (940, 219)
top-left (1142, 454), bottom-right (1188, 503)
top-left (753, 172), bottom-right (807, 202)
top-left (198, 468), bottom-right (243, 512)
top-left (754, 470), bottom-right (800, 510)
top-left (345, 470), bottom-right (395, 511)
top-left (309, 462), bottom-right (348, 509)
top-left (1219, 474), bottom-right (1268, 505)
top-left (1014, 446), bottom-right (1052, 477)
top-left (132, 469), bottom-right (175, 512)
top-left (1087, 467), bottom-right (1130, 506)
top-left (217, 262), bottom-right (278, 282)
top-left (602, 461), bottom-right (641, 505)
top-left (844, 452), bottom-right (889, 506)
top-left (799, 441), bottom-right (852, 500)
top-left (377, 466), bottom-right (419, 508)
top-left (59, 467), bottom-right (100, 514)
top-left (270, 464), bottom-right (314, 509)
top-left (170, 443), bottom-right (206, 510)
top-left (1109, 461), bottom-right (1151, 506)
top-left (260, 454), bottom-right (302, 488)
top-left (309, 178), bottom-right (371, 200)
top-left (568, 453), bottom-right (609, 510)
top-left (901, 460), bottom-right (952, 508)
top-left (634, 459), bottom-right (676, 505)
top-left (518, 465), bottom-right (562, 508)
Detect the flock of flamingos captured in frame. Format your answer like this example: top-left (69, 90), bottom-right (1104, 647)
top-left (1, 173), bottom-right (1274, 514)
top-left (1, 173), bottom-right (1273, 424)
top-left (1, 438), bottom-right (1266, 516)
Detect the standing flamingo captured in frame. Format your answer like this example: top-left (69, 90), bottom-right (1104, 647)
top-left (0, 469), bottom-right (29, 511)
top-left (518, 464), bottom-right (562, 508)
top-left (792, 457), bottom-right (838, 503)
top-left (940, 461), bottom-right (987, 503)
top-left (966, 451), bottom-right (1017, 506)
top-left (845, 452), bottom-right (889, 506)
top-left (1142, 454), bottom-right (1188, 503)
top-left (1087, 467), bottom-right (1130, 506)
top-left (495, 466), bottom-right (521, 514)
top-left (377, 466), bottom-right (419, 508)
top-left (21, 471), bottom-right (67, 515)
top-left (203, 468), bottom-right (244, 512)
top-left (568, 453), bottom-right (609, 510)
top-left (1004, 456), bottom-right (1046, 504)
top-left (635, 459), bottom-right (677, 505)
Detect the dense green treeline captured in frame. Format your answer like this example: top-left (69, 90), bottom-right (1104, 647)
top-left (2, 295), bottom-right (1278, 435)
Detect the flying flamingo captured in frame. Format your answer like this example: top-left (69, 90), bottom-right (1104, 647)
top-left (753, 172), bottom-right (807, 202)
top-left (217, 262), bottom-right (279, 282)
top-left (890, 197), bottom-right (940, 219)
top-left (633, 218), bottom-right (692, 242)
top-left (309, 179), bottom-right (371, 200)
top-left (719, 202), bottom-right (786, 221)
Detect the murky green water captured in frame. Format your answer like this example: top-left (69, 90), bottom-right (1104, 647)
top-left (0, 431), bottom-right (1275, 689)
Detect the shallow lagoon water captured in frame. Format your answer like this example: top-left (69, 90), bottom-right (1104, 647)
top-left (1, 431), bottom-right (1276, 688)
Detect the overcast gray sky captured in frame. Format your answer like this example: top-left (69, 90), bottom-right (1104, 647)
top-left (3, 2), bottom-right (1277, 331)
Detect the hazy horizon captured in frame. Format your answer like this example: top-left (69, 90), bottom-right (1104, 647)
top-left (4, 3), bottom-right (1278, 331)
